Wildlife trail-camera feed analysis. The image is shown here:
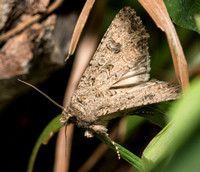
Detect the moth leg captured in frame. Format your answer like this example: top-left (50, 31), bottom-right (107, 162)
top-left (84, 125), bottom-right (121, 159)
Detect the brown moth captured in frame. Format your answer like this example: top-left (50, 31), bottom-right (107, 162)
top-left (19, 7), bottom-right (180, 158)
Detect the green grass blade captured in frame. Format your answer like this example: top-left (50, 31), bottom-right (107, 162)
top-left (142, 78), bottom-right (200, 171)
top-left (133, 102), bottom-right (173, 128)
top-left (96, 134), bottom-right (143, 171)
top-left (27, 114), bottom-right (62, 172)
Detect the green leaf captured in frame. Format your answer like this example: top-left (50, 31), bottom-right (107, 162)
top-left (142, 78), bottom-right (200, 171)
top-left (96, 134), bottom-right (143, 171)
top-left (27, 114), bottom-right (62, 172)
top-left (153, 127), bottom-right (200, 172)
top-left (164, 0), bottom-right (200, 33)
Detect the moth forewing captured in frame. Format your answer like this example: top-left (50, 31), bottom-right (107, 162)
top-left (76, 7), bottom-right (150, 91)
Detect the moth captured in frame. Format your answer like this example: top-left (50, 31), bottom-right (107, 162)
top-left (19, 7), bottom-right (180, 158)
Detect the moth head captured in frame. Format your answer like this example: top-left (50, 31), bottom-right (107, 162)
top-left (60, 109), bottom-right (73, 126)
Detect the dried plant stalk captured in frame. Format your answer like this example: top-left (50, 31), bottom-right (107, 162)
top-left (65, 0), bottom-right (96, 60)
top-left (138, 0), bottom-right (189, 90)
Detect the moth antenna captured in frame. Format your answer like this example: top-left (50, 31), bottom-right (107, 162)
top-left (104, 133), bottom-right (121, 159)
top-left (18, 79), bottom-right (66, 111)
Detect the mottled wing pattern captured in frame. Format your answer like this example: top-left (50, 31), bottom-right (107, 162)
top-left (71, 81), bottom-right (180, 124)
top-left (95, 81), bottom-right (180, 123)
top-left (76, 7), bottom-right (150, 90)
top-left (70, 7), bottom-right (180, 124)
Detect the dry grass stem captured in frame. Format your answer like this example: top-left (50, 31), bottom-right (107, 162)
top-left (65, 0), bottom-right (96, 60)
top-left (138, 0), bottom-right (189, 90)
